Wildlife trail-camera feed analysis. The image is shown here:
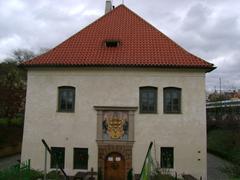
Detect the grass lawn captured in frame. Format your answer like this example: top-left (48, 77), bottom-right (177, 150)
top-left (207, 128), bottom-right (240, 163)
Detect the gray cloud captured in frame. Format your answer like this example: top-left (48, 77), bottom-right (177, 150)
top-left (0, 0), bottom-right (239, 91)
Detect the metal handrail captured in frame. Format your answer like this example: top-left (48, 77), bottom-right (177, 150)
top-left (41, 139), bottom-right (69, 180)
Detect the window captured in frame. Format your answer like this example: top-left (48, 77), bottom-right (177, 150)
top-left (51, 147), bottom-right (65, 169)
top-left (58, 86), bottom-right (75, 112)
top-left (161, 147), bottom-right (174, 168)
top-left (139, 87), bottom-right (157, 113)
top-left (74, 148), bottom-right (88, 169)
top-left (164, 87), bottom-right (181, 113)
top-left (105, 40), bottom-right (120, 47)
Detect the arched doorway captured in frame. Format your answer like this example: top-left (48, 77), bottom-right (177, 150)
top-left (104, 152), bottom-right (125, 180)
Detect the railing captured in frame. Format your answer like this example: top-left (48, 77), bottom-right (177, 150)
top-left (0, 159), bottom-right (30, 180)
top-left (41, 139), bottom-right (69, 180)
top-left (207, 99), bottom-right (240, 109)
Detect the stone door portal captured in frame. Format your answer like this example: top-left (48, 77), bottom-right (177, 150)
top-left (104, 152), bottom-right (125, 180)
top-left (94, 106), bottom-right (138, 180)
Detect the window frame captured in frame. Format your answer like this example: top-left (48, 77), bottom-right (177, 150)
top-left (160, 147), bottom-right (174, 169)
top-left (163, 87), bottom-right (181, 114)
top-left (58, 86), bottom-right (75, 113)
top-left (73, 148), bottom-right (89, 170)
top-left (139, 86), bottom-right (158, 114)
top-left (50, 147), bottom-right (65, 169)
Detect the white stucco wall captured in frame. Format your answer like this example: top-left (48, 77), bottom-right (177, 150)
top-left (21, 67), bottom-right (207, 179)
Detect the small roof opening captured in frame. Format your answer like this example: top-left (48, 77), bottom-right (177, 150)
top-left (105, 40), bottom-right (120, 47)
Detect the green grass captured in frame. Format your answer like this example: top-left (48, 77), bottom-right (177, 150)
top-left (208, 128), bottom-right (240, 163)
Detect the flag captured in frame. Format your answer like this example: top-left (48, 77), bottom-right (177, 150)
top-left (140, 142), bottom-right (155, 180)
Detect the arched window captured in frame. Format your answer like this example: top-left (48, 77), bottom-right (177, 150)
top-left (163, 87), bottom-right (181, 113)
top-left (58, 86), bottom-right (75, 112)
top-left (139, 87), bottom-right (157, 113)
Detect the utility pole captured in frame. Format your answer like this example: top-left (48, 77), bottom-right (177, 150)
top-left (219, 77), bottom-right (223, 121)
top-left (219, 77), bottom-right (222, 98)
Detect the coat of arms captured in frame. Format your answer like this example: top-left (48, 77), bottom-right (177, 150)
top-left (103, 112), bottom-right (128, 139)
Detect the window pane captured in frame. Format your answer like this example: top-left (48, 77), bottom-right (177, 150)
top-left (172, 89), bottom-right (180, 112)
top-left (172, 98), bottom-right (179, 112)
top-left (74, 148), bottom-right (88, 169)
top-left (51, 147), bottom-right (65, 169)
top-left (164, 92), bottom-right (172, 112)
top-left (58, 87), bottom-right (75, 112)
top-left (142, 103), bottom-right (149, 112)
top-left (140, 87), bottom-right (157, 113)
top-left (164, 88), bottom-right (181, 113)
top-left (161, 147), bottom-right (174, 168)
top-left (148, 92), bottom-right (154, 99)
top-left (142, 92), bottom-right (148, 100)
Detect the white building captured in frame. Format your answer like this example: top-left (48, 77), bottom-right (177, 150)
top-left (21, 1), bottom-right (215, 179)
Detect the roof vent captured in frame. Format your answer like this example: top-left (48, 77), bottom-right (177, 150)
top-left (105, 40), bottom-right (120, 47)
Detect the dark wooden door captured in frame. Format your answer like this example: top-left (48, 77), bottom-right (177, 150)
top-left (104, 152), bottom-right (125, 180)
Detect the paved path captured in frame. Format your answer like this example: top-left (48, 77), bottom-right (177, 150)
top-left (207, 153), bottom-right (230, 180)
top-left (0, 154), bottom-right (21, 170)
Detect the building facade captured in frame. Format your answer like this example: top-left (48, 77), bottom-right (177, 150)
top-left (21, 2), bottom-right (214, 180)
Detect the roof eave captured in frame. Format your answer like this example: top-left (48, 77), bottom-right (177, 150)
top-left (19, 63), bottom-right (216, 72)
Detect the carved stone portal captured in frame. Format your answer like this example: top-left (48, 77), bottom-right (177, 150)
top-left (94, 106), bottom-right (137, 180)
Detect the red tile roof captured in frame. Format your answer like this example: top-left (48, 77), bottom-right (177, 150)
top-left (22, 5), bottom-right (214, 71)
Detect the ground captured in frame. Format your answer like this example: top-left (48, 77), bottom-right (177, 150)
top-left (0, 126), bottom-right (23, 147)
top-left (207, 153), bottom-right (230, 180)
top-left (0, 118), bottom-right (23, 158)
top-left (0, 153), bottom-right (231, 179)
top-left (0, 154), bottom-right (20, 170)
top-left (208, 128), bottom-right (240, 163)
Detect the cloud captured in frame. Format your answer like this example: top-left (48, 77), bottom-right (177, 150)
top-left (0, 0), bottom-right (103, 59)
top-left (0, 0), bottom-right (239, 90)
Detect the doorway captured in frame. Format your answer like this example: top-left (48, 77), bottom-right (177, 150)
top-left (104, 152), bottom-right (125, 180)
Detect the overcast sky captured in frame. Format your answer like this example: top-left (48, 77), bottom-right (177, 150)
top-left (0, 0), bottom-right (239, 91)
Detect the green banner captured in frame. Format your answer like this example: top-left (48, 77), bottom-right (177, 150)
top-left (140, 142), bottom-right (155, 180)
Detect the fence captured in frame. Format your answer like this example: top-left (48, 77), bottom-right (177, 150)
top-left (0, 159), bottom-right (30, 180)
top-left (207, 100), bottom-right (240, 130)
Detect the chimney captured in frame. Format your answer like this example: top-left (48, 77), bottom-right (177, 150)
top-left (105, 0), bottom-right (113, 14)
